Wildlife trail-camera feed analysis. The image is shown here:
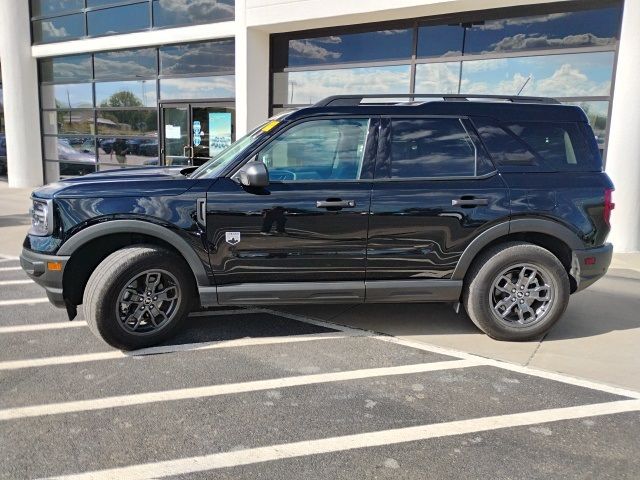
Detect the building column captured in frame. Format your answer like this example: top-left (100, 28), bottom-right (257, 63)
top-left (0, 0), bottom-right (44, 188)
top-left (235, 5), bottom-right (270, 138)
top-left (606, 0), bottom-right (640, 252)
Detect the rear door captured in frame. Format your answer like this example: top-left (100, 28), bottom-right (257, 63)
top-left (366, 116), bottom-right (510, 286)
top-left (206, 116), bottom-right (379, 303)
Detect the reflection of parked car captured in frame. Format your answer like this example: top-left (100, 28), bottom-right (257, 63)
top-left (0, 135), bottom-right (7, 176)
top-left (98, 138), bottom-right (116, 154)
top-left (139, 139), bottom-right (159, 157)
top-left (57, 139), bottom-right (96, 176)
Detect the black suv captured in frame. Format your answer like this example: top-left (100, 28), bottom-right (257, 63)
top-left (21, 94), bottom-right (614, 350)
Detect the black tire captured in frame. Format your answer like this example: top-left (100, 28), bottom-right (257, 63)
top-left (462, 241), bottom-right (570, 341)
top-left (83, 245), bottom-right (195, 350)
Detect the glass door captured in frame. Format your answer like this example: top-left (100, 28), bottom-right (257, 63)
top-left (161, 103), bottom-right (234, 166)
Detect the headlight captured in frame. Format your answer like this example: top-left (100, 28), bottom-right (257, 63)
top-left (29, 198), bottom-right (54, 236)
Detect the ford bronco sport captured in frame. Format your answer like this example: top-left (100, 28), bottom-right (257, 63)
top-left (21, 94), bottom-right (614, 350)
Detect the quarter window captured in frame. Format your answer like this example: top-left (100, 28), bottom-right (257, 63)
top-left (257, 119), bottom-right (371, 181)
top-left (385, 118), bottom-right (476, 178)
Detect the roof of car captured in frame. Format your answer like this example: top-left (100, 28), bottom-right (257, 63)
top-left (283, 95), bottom-right (588, 123)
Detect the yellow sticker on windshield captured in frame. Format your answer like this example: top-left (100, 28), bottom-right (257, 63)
top-left (261, 120), bottom-right (280, 133)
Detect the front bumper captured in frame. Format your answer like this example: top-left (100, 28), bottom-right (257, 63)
top-left (570, 243), bottom-right (613, 292)
top-left (19, 248), bottom-right (69, 308)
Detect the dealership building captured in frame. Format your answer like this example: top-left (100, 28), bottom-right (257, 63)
top-left (0, 0), bottom-right (638, 251)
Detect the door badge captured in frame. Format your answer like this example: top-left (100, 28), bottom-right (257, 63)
top-left (225, 232), bottom-right (241, 245)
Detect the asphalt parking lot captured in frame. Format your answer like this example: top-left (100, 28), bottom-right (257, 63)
top-left (1, 254), bottom-right (640, 479)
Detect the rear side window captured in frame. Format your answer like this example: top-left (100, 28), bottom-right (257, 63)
top-left (385, 118), bottom-right (476, 178)
top-left (505, 122), bottom-right (599, 171)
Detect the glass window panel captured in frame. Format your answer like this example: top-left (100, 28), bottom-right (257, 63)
top-left (31, 0), bottom-right (84, 17)
top-left (95, 80), bottom-right (157, 107)
top-left (45, 161), bottom-right (96, 182)
top-left (417, 25), bottom-right (464, 58)
top-left (383, 118), bottom-right (476, 178)
top-left (567, 100), bottom-right (609, 157)
top-left (39, 55), bottom-right (92, 83)
top-left (94, 48), bottom-right (157, 80)
top-left (272, 65), bottom-right (411, 105)
top-left (464, 7), bottom-right (622, 55)
top-left (33, 14), bottom-right (84, 44)
top-left (41, 83), bottom-right (93, 109)
top-left (414, 62), bottom-right (461, 94)
top-left (460, 52), bottom-right (614, 98)
top-left (159, 40), bottom-right (234, 76)
top-left (286, 29), bottom-right (413, 67)
top-left (153, 0), bottom-right (234, 27)
top-left (43, 136), bottom-right (96, 162)
top-left (87, 0), bottom-right (132, 6)
top-left (98, 137), bottom-right (160, 166)
top-left (257, 118), bottom-right (370, 181)
top-left (96, 109), bottom-right (158, 136)
top-left (87, 3), bottom-right (150, 37)
top-left (159, 75), bottom-right (235, 100)
top-left (42, 110), bottom-right (95, 134)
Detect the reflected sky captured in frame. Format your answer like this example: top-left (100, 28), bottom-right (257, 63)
top-left (31, 0), bottom-right (84, 17)
top-left (153, 0), bottom-right (234, 26)
top-left (274, 66), bottom-right (411, 105)
top-left (33, 14), bottom-right (84, 43)
top-left (95, 81), bottom-right (157, 107)
top-left (40, 54), bottom-right (92, 83)
top-left (159, 75), bottom-right (235, 100)
top-left (87, 3), bottom-right (149, 37)
top-left (414, 62), bottom-right (461, 94)
top-left (460, 51), bottom-right (614, 97)
top-left (160, 40), bottom-right (234, 76)
top-left (41, 83), bottom-right (93, 109)
top-left (94, 49), bottom-right (157, 80)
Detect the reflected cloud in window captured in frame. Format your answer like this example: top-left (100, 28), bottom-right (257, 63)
top-left (94, 49), bottom-right (157, 80)
top-left (160, 40), bottom-right (234, 75)
top-left (414, 62), bottom-right (461, 94)
top-left (153, 0), bottom-right (234, 27)
top-left (460, 52), bottom-right (614, 97)
top-left (159, 75), bottom-right (235, 100)
top-left (273, 66), bottom-right (411, 105)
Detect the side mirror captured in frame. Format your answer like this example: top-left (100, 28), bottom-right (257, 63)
top-left (238, 161), bottom-right (269, 188)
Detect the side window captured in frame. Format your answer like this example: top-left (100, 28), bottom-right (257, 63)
top-left (505, 122), bottom-right (599, 171)
top-left (386, 118), bottom-right (476, 178)
top-left (257, 118), bottom-right (370, 181)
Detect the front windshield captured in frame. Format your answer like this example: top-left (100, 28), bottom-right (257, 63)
top-left (190, 111), bottom-right (294, 179)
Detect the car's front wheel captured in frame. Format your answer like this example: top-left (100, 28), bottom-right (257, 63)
top-left (463, 242), bottom-right (570, 341)
top-left (83, 246), bottom-right (194, 350)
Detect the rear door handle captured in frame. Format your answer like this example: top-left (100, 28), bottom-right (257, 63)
top-left (316, 200), bottom-right (356, 209)
top-left (452, 197), bottom-right (489, 207)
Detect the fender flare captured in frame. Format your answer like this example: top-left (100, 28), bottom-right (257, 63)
top-left (451, 218), bottom-right (583, 281)
top-left (57, 219), bottom-right (210, 286)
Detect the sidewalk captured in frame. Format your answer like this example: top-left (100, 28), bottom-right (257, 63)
top-left (0, 182), bottom-right (32, 256)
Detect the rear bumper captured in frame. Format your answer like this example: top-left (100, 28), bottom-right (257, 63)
top-left (19, 248), bottom-right (69, 308)
top-left (570, 243), bottom-right (613, 292)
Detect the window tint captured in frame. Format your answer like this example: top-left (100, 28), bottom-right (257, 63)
top-left (87, 3), bottom-right (150, 37)
top-left (152, 0), bottom-right (234, 27)
top-left (417, 25), bottom-right (464, 58)
top-left (386, 119), bottom-right (476, 178)
top-left (39, 54), bottom-right (92, 83)
top-left (505, 122), bottom-right (599, 170)
top-left (257, 119), bottom-right (370, 181)
top-left (31, 0), bottom-right (84, 17)
top-left (94, 48), bottom-right (157, 80)
top-left (33, 14), bottom-right (84, 44)
top-left (472, 118), bottom-right (537, 166)
top-left (159, 40), bottom-right (234, 76)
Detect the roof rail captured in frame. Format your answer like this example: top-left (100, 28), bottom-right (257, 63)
top-left (313, 94), bottom-right (561, 107)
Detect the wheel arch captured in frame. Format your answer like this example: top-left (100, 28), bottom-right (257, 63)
top-left (452, 219), bottom-right (582, 292)
top-left (59, 220), bottom-right (209, 307)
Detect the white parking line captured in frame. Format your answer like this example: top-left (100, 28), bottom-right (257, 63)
top-left (0, 266), bottom-right (22, 272)
top-left (0, 297), bottom-right (49, 306)
top-left (0, 321), bottom-right (87, 334)
top-left (0, 332), bottom-right (353, 371)
top-left (0, 254), bottom-right (19, 260)
top-left (42, 399), bottom-right (640, 480)
top-left (0, 279), bottom-right (34, 286)
top-left (267, 308), bottom-right (640, 401)
top-left (0, 359), bottom-right (478, 421)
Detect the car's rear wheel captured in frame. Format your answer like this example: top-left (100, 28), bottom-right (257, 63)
top-left (84, 245), bottom-right (194, 350)
top-left (462, 242), bottom-right (570, 341)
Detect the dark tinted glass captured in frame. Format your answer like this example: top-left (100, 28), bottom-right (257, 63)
top-left (386, 118), bottom-right (476, 178)
top-left (153, 0), bottom-right (234, 27)
top-left (86, 0), bottom-right (131, 6)
top-left (94, 48), bottom-right (157, 80)
top-left (39, 55), bottom-right (92, 83)
top-left (33, 14), bottom-right (84, 43)
top-left (417, 25), bottom-right (464, 57)
top-left (159, 40), bottom-right (235, 75)
top-left (31, 0), bottom-right (83, 17)
top-left (87, 3), bottom-right (150, 36)
top-left (464, 7), bottom-right (622, 54)
top-left (285, 29), bottom-right (413, 67)
top-left (472, 118), bottom-right (537, 166)
top-left (505, 122), bottom-right (599, 170)
top-left (96, 110), bottom-right (157, 136)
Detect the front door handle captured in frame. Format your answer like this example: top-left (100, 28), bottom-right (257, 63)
top-left (452, 197), bottom-right (489, 207)
top-left (316, 199), bottom-right (356, 209)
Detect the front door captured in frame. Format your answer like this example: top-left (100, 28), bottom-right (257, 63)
top-left (161, 103), bottom-right (234, 166)
top-left (206, 117), bottom-right (379, 303)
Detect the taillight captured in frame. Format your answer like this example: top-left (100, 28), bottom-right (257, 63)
top-left (604, 188), bottom-right (615, 226)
